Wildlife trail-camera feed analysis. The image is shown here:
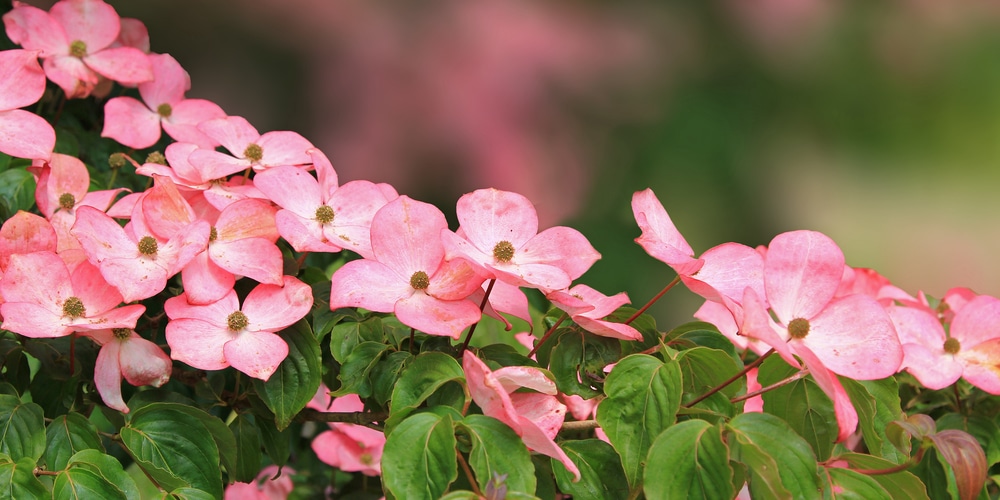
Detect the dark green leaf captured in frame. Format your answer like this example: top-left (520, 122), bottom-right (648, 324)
top-left (131, 403), bottom-right (237, 482)
top-left (0, 456), bottom-right (48, 498)
top-left (727, 412), bottom-right (820, 500)
top-left (595, 354), bottom-right (682, 489)
top-left (372, 351), bottom-right (412, 408)
top-left (644, 419), bottom-right (733, 500)
top-left (549, 332), bottom-right (601, 399)
top-left (385, 352), bottom-right (465, 435)
top-left (332, 341), bottom-right (391, 398)
top-left (253, 319), bottom-right (322, 430)
top-left (910, 448), bottom-right (953, 500)
top-left (758, 356), bottom-right (837, 460)
top-left (53, 467), bottom-right (127, 500)
top-left (0, 168), bottom-right (35, 219)
top-left (256, 414), bottom-right (291, 468)
top-left (166, 487), bottom-right (217, 500)
top-left (229, 414), bottom-right (262, 483)
top-left (66, 449), bottom-right (140, 500)
top-left (382, 412), bottom-right (457, 500)
top-left (457, 415), bottom-right (535, 495)
top-left (551, 439), bottom-right (629, 500)
top-left (0, 394), bottom-right (45, 462)
top-left (44, 412), bottom-right (104, 471)
top-left (330, 317), bottom-right (384, 363)
top-left (842, 377), bottom-right (907, 464)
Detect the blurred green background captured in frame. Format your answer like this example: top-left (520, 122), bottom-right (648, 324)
top-left (97, 0), bottom-right (1000, 326)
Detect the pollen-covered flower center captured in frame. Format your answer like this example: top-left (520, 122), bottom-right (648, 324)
top-left (109, 152), bottom-right (128, 169)
top-left (493, 240), bottom-right (515, 263)
top-left (943, 337), bottom-right (961, 354)
top-left (315, 205), bottom-right (335, 224)
top-left (787, 318), bottom-right (810, 339)
top-left (243, 143), bottom-right (263, 162)
top-left (62, 296), bottom-right (85, 318)
top-left (156, 103), bottom-right (173, 118)
top-left (137, 236), bottom-right (159, 256)
top-left (58, 193), bottom-right (75, 210)
top-left (227, 311), bottom-right (249, 331)
top-left (146, 151), bottom-right (167, 165)
top-left (69, 40), bottom-right (87, 58)
top-left (410, 271), bottom-right (430, 290)
top-left (112, 328), bottom-right (131, 340)
top-left (209, 226), bottom-right (218, 242)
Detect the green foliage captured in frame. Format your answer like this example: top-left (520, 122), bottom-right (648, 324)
top-left (253, 319), bottom-right (322, 430)
top-left (382, 412), bottom-right (458, 500)
top-left (644, 419), bottom-right (734, 500)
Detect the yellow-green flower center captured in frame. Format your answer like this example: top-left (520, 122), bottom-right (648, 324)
top-left (209, 226), bottom-right (218, 242)
top-left (157, 103), bottom-right (173, 118)
top-left (943, 337), bottom-right (961, 355)
top-left (112, 328), bottom-right (131, 340)
top-left (109, 152), bottom-right (128, 169)
top-left (787, 318), bottom-right (810, 339)
top-left (410, 271), bottom-right (430, 290)
top-left (493, 240), bottom-right (515, 263)
top-left (58, 193), bottom-right (75, 210)
top-left (146, 151), bottom-right (167, 165)
top-left (227, 311), bottom-right (249, 331)
top-left (243, 143), bottom-right (263, 162)
top-left (315, 205), bottom-right (335, 224)
top-left (137, 236), bottom-right (158, 256)
top-left (69, 40), bottom-right (87, 58)
top-left (62, 296), bottom-right (86, 318)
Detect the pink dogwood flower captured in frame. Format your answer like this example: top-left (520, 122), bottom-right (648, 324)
top-left (547, 285), bottom-right (642, 341)
top-left (740, 230), bottom-right (903, 442)
top-left (462, 351), bottom-right (581, 481)
top-left (187, 115), bottom-right (313, 177)
top-left (224, 465), bottom-right (294, 500)
top-left (0, 251), bottom-right (144, 338)
top-left (3, 0), bottom-right (153, 98)
top-left (82, 328), bottom-right (172, 413)
top-left (308, 388), bottom-right (385, 476)
top-left (442, 188), bottom-right (599, 291)
top-left (0, 48), bottom-right (55, 159)
top-left (164, 278), bottom-right (313, 380)
top-left (254, 148), bottom-right (397, 258)
top-left (102, 52), bottom-right (226, 149)
top-left (329, 196), bottom-right (488, 339)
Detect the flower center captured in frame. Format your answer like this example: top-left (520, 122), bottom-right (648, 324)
top-left (943, 337), bottom-right (961, 355)
top-left (315, 205), bottom-right (335, 224)
top-left (243, 143), bottom-right (263, 162)
top-left (69, 40), bottom-right (87, 58)
top-left (227, 311), bottom-right (249, 331)
top-left (410, 271), bottom-right (430, 290)
top-left (157, 103), bottom-right (172, 118)
top-left (787, 318), bottom-right (810, 339)
top-left (137, 236), bottom-right (159, 256)
top-left (493, 240), bottom-right (515, 263)
top-left (58, 193), bottom-right (75, 210)
top-left (112, 328), bottom-right (131, 340)
top-left (62, 296), bottom-right (86, 318)
top-left (209, 226), bottom-right (218, 242)
top-left (109, 152), bottom-right (128, 169)
top-left (146, 151), bottom-right (167, 165)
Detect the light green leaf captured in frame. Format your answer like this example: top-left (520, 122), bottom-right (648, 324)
top-left (836, 453), bottom-right (930, 500)
top-left (551, 439), bottom-right (629, 500)
top-left (758, 356), bottom-right (837, 460)
top-left (644, 419), bottom-right (733, 500)
top-left (382, 412), bottom-right (457, 500)
top-left (53, 467), bottom-right (127, 500)
top-left (457, 415), bottom-right (535, 495)
top-left (385, 352), bottom-right (466, 435)
top-left (0, 394), bottom-right (45, 462)
top-left (596, 354), bottom-right (682, 489)
top-left (727, 412), bottom-right (820, 500)
top-left (822, 467), bottom-right (892, 500)
top-left (253, 319), bottom-right (322, 430)
top-left (842, 377), bottom-right (907, 464)
top-left (166, 487), bottom-right (217, 500)
top-left (0, 168), bottom-right (36, 220)
top-left (44, 412), bottom-right (104, 471)
top-left (676, 346), bottom-right (743, 417)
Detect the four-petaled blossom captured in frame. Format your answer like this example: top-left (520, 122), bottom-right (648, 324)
top-left (463, 351), bottom-right (581, 481)
top-left (329, 196), bottom-right (488, 339)
top-left (102, 52), bottom-right (226, 149)
top-left (547, 285), bottom-right (642, 341)
top-left (81, 327), bottom-right (172, 413)
top-left (164, 277), bottom-right (313, 380)
top-left (0, 49), bottom-right (55, 159)
top-left (3, 0), bottom-right (153, 98)
top-left (188, 115), bottom-right (313, 177)
top-left (0, 251), bottom-right (144, 338)
top-left (308, 388), bottom-right (386, 476)
top-left (442, 188), bottom-right (600, 291)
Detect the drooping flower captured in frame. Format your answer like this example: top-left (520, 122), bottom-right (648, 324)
top-left (308, 388), bottom-right (385, 476)
top-left (463, 351), bottom-right (581, 481)
top-left (547, 284), bottom-right (642, 341)
top-left (442, 188), bottom-right (599, 291)
top-left (3, 0), bottom-right (154, 98)
top-left (223, 465), bottom-right (294, 500)
top-left (0, 48), bottom-right (55, 159)
top-left (82, 327), bottom-right (172, 413)
top-left (102, 52), bottom-right (226, 149)
top-left (164, 278), bottom-right (312, 380)
top-left (0, 251), bottom-right (144, 338)
top-left (329, 196), bottom-right (488, 339)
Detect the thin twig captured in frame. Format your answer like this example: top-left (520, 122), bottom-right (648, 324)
top-left (625, 275), bottom-right (681, 324)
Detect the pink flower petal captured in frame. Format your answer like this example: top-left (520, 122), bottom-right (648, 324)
top-left (518, 226), bottom-right (600, 282)
top-left (241, 278), bottom-right (313, 333)
top-left (165, 318), bottom-right (233, 371)
top-left (794, 345), bottom-right (858, 443)
top-left (0, 49), bottom-right (47, 110)
top-left (631, 188), bottom-right (702, 276)
top-left (802, 294), bottom-right (901, 380)
top-left (139, 53), bottom-right (188, 110)
top-left (493, 366), bottom-right (558, 395)
top-left (161, 99), bottom-right (226, 148)
top-left (224, 329), bottom-right (289, 380)
top-left (83, 46), bottom-right (153, 85)
top-left (94, 340), bottom-right (127, 412)
top-left (456, 188), bottom-right (539, 252)
top-left (101, 96), bottom-right (160, 148)
top-left (50, 0), bottom-right (120, 51)
top-left (900, 342), bottom-right (962, 390)
top-left (253, 165), bottom-right (322, 219)
top-left (370, 196), bottom-right (447, 279)
top-left (3, 4), bottom-right (67, 56)
top-left (463, 352), bottom-right (522, 432)
top-left (329, 259), bottom-right (412, 312)
top-left (395, 292), bottom-right (481, 339)
top-left (0, 211), bottom-right (57, 271)
top-left (0, 109), bottom-right (55, 160)
top-left (257, 131), bottom-right (313, 168)
top-left (211, 238), bottom-right (283, 286)
top-left (0, 302), bottom-right (68, 338)
top-left (118, 334), bottom-right (172, 387)
top-left (950, 295), bottom-right (1000, 348)
top-left (765, 230), bottom-right (844, 322)
top-left (180, 251), bottom-right (235, 305)
top-left (198, 116), bottom-right (259, 158)
top-left (959, 340), bottom-right (1000, 394)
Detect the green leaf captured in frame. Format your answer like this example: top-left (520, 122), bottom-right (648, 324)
top-left (836, 453), bottom-right (930, 500)
top-left (166, 487), bottom-right (217, 500)
top-left (822, 467), bottom-right (892, 500)
top-left (0, 394), bottom-right (45, 462)
top-left (644, 420), bottom-right (733, 500)
top-left (937, 413), bottom-right (1000, 467)
top-left (0, 168), bottom-right (36, 220)
top-left (330, 317), bottom-right (384, 363)
top-left (386, 352), bottom-right (466, 434)
top-left (727, 412), bottom-right (820, 500)
top-left (596, 354), bottom-right (682, 489)
top-left (332, 341), bottom-right (391, 398)
top-left (911, 448), bottom-right (953, 500)
top-left (130, 403), bottom-right (237, 482)
top-left (253, 319), bottom-right (322, 430)
top-left (66, 449), bottom-right (140, 500)
top-left (675, 346), bottom-right (743, 417)
top-left (457, 415), bottom-right (535, 495)
top-left (119, 405), bottom-right (223, 498)
top-left (842, 377), bottom-right (907, 464)
top-left (256, 411), bottom-right (291, 468)
top-left (44, 412), bottom-right (104, 471)
top-left (671, 327), bottom-right (740, 363)
top-left (382, 412), bottom-right (458, 500)
top-left (372, 351), bottom-right (413, 408)
top-left (229, 414), bottom-right (262, 483)
top-left (551, 439), bottom-right (629, 500)
top-left (0, 456), bottom-right (48, 498)
top-left (53, 467), bottom-right (128, 500)
top-left (549, 332), bottom-right (600, 399)
top-left (758, 356), bottom-right (837, 460)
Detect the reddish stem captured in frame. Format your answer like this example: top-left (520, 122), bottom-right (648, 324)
top-left (526, 313), bottom-right (568, 358)
top-left (625, 275), bottom-right (681, 324)
top-left (459, 279), bottom-right (496, 353)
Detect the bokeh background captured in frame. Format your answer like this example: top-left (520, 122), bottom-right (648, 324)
top-left (49, 0), bottom-right (1000, 325)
